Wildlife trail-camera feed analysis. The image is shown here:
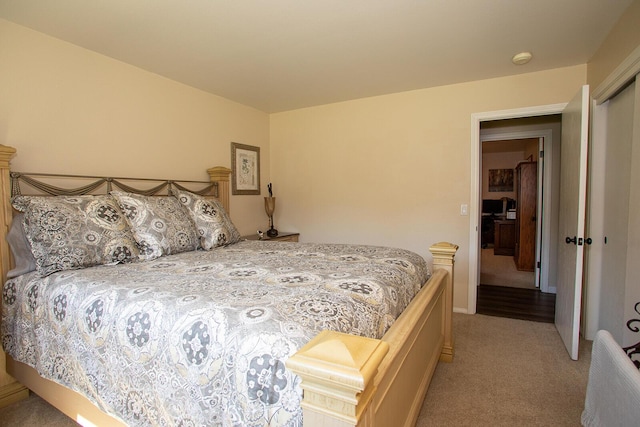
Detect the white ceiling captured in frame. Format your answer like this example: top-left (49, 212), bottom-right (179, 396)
top-left (0, 0), bottom-right (633, 113)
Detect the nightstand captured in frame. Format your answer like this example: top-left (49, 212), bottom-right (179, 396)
top-left (243, 232), bottom-right (300, 242)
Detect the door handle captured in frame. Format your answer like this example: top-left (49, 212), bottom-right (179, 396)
top-left (565, 236), bottom-right (592, 245)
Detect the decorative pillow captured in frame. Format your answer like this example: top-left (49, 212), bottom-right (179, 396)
top-left (111, 191), bottom-right (199, 260)
top-left (11, 195), bottom-right (140, 277)
top-left (170, 188), bottom-right (241, 249)
top-left (6, 213), bottom-right (37, 278)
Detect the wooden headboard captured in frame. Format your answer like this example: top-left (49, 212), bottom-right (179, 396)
top-left (0, 144), bottom-right (231, 283)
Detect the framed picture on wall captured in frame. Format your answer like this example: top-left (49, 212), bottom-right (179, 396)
top-left (231, 142), bottom-right (260, 195)
top-left (488, 168), bottom-right (514, 192)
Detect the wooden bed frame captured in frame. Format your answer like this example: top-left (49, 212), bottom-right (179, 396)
top-left (0, 144), bottom-right (457, 427)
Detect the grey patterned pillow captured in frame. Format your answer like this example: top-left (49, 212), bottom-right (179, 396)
top-left (111, 191), bottom-right (199, 260)
top-left (6, 213), bottom-right (37, 278)
top-left (170, 188), bottom-right (241, 250)
top-left (11, 195), bottom-right (140, 277)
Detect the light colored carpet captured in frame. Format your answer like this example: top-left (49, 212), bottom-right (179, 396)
top-left (0, 313), bottom-right (592, 426)
top-left (417, 313), bottom-right (591, 426)
top-left (0, 392), bottom-right (77, 426)
top-left (480, 248), bottom-right (536, 289)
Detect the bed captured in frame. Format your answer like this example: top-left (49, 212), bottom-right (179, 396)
top-left (0, 143), bottom-right (457, 427)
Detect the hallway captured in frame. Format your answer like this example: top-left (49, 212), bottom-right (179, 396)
top-left (479, 248), bottom-right (554, 323)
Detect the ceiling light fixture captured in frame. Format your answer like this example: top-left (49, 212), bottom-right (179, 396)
top-left (512, 51), bottom-right (533, 65)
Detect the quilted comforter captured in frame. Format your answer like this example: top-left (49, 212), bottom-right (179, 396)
top-left (2, 240), bottom-right (430, 426)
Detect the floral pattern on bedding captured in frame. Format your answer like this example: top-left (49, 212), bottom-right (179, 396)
top-left (2, 241), bottom-right (430, 427)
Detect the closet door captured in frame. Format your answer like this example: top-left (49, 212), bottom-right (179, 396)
top-left (599, 78), bottom-right (639, 346)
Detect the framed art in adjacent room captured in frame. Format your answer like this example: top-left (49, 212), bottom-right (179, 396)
top-left (488, 168), bottom-right (514, 192)
top-left (231, 142), bottom-right (260, 195)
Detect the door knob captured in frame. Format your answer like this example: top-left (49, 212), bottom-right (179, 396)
top-left (565, 236), bottom-right (577, 245)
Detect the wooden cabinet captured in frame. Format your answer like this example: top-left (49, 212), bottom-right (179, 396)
top-left (514, 161), bottom-right (537, 271)
top-left (243, 232), bottom-right (300, 242)
top-left (494, 220), bottom-right (515, 256)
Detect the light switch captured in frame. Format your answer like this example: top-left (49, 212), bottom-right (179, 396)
top-left (460, 204), bottom-right (468, 216)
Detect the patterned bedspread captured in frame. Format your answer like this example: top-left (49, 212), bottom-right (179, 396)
top-left (2, 240), bottom-right (430, 426)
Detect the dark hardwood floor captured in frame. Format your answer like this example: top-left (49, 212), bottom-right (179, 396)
top-left (477, 284), bottom-right (556, 323)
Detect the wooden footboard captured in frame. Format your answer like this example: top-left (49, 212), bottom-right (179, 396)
top-left (287, 242), bottom-right (457, 427)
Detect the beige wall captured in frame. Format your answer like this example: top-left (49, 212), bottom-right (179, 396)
top-left (0, 19), bottom-right (270, 234)
top-left (588, 0), bottom-right (640, 90)
top-left (270, 65), bottom-right (586, 311)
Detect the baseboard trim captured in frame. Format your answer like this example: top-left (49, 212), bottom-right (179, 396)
top-left (0, 381), bottom-right (29, 409)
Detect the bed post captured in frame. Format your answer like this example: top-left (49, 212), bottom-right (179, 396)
top-left (0, 145), bottom-right (15, 292)
top-left (207, 166), bottom-right (231, 214)
top-left (0, 144), bottom-right (29, 408)
top-left (429, 242), bottom-right (458, 362)
top-left (286, 331), bottom-right (389, 427)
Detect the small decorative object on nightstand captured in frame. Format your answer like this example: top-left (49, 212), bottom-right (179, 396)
top-left (265, 183), bottom-right (278, 237)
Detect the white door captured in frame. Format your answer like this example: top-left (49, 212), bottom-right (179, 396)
top-left (556, 85), bottom-right (589, 360)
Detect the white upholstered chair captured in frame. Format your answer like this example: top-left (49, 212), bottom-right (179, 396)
top-left (581, 330), bottom-right (640, 426)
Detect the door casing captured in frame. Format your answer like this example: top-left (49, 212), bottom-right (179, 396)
top-left (469, 104), bottom-right (566, 314)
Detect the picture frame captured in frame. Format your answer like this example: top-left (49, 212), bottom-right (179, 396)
top-left (488, 168), bottom-right (514, 192)
top-left (231, 142), bottom-right (260, 195)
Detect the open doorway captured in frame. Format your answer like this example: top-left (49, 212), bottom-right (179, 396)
top-left (480, 137), bottom-right (538, 289)
top-left (473, 115), bottom-right (562, 322)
